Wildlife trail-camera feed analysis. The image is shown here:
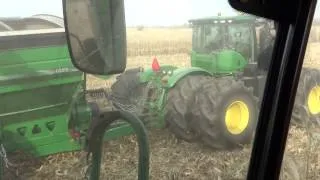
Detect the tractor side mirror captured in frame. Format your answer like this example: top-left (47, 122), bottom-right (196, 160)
top-left (62, 0), bottom-right (127, 75)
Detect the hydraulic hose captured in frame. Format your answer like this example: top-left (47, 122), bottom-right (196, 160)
top-left (86, 109), bottom-right (149, 180)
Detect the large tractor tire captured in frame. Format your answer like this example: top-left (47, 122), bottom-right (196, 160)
top-left (292, 67), bottom-right (320, 127)
top-left (190, 77), bottom-right (258, 150)
top-left (110, 67), bottom-right (147, 115)
top-left (164, 75), bottom-right (211, 142)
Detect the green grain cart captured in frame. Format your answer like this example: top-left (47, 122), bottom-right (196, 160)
top-left (0, 0), bottom-right (150, 177)
top-left (0, 14), bottom-right (137, 171)
top-left (110, 14), bottom-right (320, 150)
top-left (0, 14), bottom-right (91, 157)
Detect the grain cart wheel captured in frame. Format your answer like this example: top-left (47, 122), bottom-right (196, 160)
top-left (292, 67), bottom-right (320, 127)
top-left (190, 77), bottom-right (258, 150)
top-left (164, 75), bottom-right (210, 142)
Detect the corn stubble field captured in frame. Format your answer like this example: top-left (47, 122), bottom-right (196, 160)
top-left (7, 27), bottom-right (320, 180)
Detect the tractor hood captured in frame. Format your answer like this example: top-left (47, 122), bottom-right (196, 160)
top-left (190, 49), bottom-right (248, 74)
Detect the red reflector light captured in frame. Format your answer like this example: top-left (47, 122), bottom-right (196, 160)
top-left (152, 57), bottom-right (160, 72)
top-left (69, 129), bottom-right (81, 139)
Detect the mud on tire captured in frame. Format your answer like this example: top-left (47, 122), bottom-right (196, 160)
top-left (190, 77), bottom-right (259, 150)
top-left (110, 67), bottom-right (146, 115)
top-left (164, 75), bottom-right (211, 142)
top-left (292, 67), bottom-right (320, 127)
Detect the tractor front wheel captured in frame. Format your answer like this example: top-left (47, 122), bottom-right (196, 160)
top-left (190, 77), bottom-right (258, 150)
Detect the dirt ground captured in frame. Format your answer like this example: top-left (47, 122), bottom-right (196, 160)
top-left (4, 123), bottom-right (319, 180)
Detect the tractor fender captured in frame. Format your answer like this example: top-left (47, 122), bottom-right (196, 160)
top-left (166, 67), bottom-right (212, 88)
top-left (139, 68), bottom-right (155, 83)
top-left (140, 65), bottom-right (178, 83)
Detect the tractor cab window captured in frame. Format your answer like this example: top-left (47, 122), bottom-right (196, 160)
top-left (227, 23), bottom-right (253, 62)
top-left (192, 21), bottom-right (253, 62)
top-left (192, 23), bottom-right (224, 53)
top-left (192, 25), bottom-right (203, 53)
top-left (203, 24), bottom-right (223, 52)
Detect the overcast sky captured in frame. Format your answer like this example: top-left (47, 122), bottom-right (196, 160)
top-left (1, 0), bottom-right (320, 26)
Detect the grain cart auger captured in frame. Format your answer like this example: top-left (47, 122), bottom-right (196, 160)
top-left (110, 14), bottom-right (320, 150)
top-left (0, 0), bottom-right (150, 179)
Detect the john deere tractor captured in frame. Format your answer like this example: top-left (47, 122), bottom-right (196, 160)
top-left (110, 14), bottom-right (320, 150)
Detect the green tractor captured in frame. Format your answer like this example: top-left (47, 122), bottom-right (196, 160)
top-left (110, 14), bottom-right (320, 150)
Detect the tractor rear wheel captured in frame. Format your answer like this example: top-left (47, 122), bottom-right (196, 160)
top-left (164, 75), bottom-right (211, 142)
top-left (190, 77), bottom-right (258, 150)
top-left (110, 67), bottom-right (147, 115)
top-left (292, 67), bottom-right (320, 127)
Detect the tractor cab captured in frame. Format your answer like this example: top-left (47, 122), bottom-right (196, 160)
top-left (189, 15), bottom-right (275, 76)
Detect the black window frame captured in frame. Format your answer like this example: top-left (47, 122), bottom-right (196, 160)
top-left (227, 0), bottom-right (318, 179)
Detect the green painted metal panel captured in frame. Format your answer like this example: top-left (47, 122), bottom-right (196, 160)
top-left (190, 50), bottom-right (248, 74)
top-left (1, 104), bottom-right (83, 156)
top-left (166, 67), bottom-right (212, 88)
top-left (0, 45), bottom-right (70, 65)
top-left (140, 65), bottom-right (178, 83)
top-left (0, 30), bottom-right (87, 156)
top-left (30, 140), bottom-right (81, 157)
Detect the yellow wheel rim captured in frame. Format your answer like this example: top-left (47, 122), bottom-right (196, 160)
top-left (307, 86), bottom-right (320, 115)
top-left (225, 101), bottom-right (250, 135)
